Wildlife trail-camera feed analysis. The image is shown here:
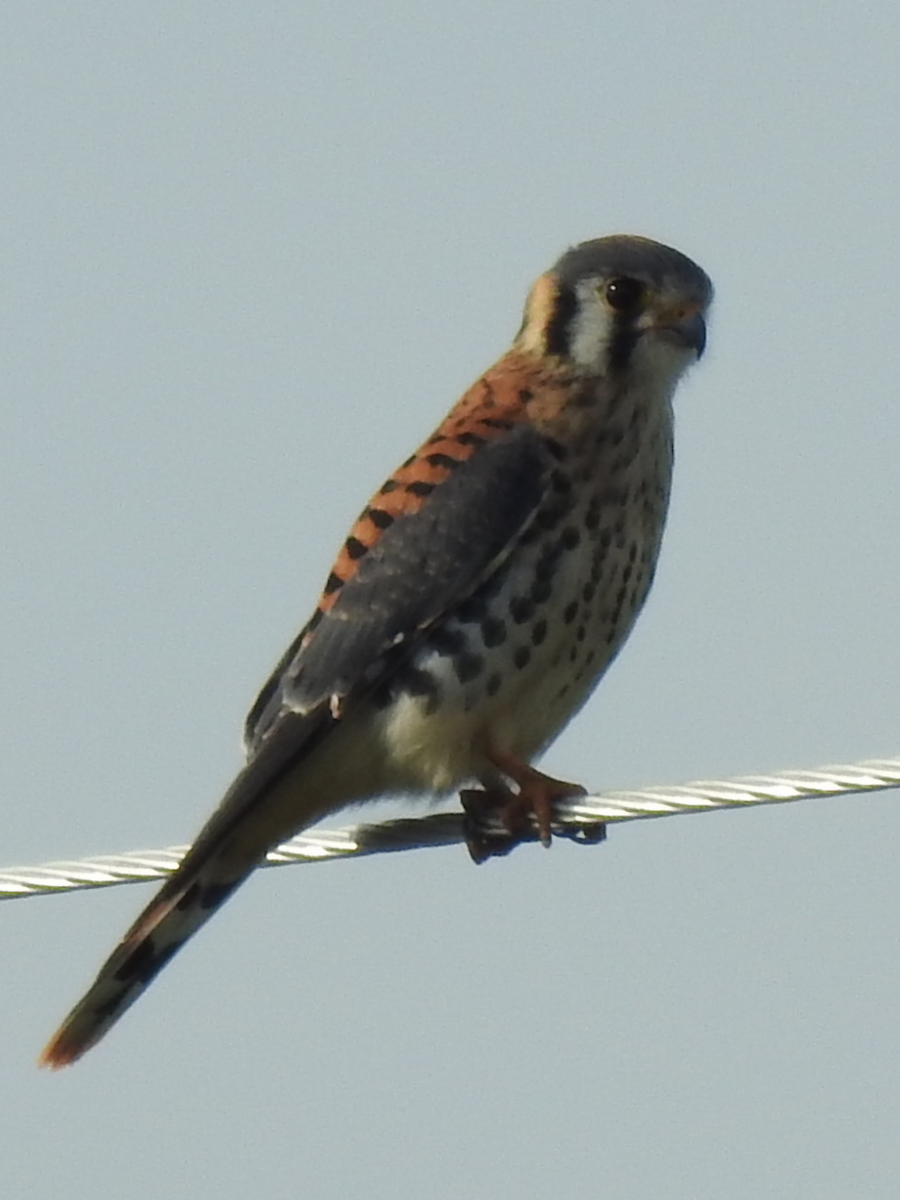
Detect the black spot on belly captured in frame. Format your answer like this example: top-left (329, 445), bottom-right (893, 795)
top-left (454, 651), bottom-right (484, 684)
top-left (510, 595), bottom-right (535, 624)
top-left (428, 627), bottom-right (467, 656)
top-left (533, 546), bottom-right (560, 582)
top-left (486, 672), bottom-right (502, 696)
top-left (481, 615), bottom-right (507, 647)
top-left (535, 495), bottom-right (572, 532)
top-left (531, 619), bottom-right (547, 646)
top-left (514, 645), bottom-right (531, 669)
top-left (455, 592), bottom-right (489, 623)
top-left (530, 578), bottom-right (552, 605)
top-left (563, 600), bottom-right (579, 624)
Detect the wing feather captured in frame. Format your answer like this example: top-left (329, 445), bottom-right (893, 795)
top-left (246, 423), bottom-right (554, 749)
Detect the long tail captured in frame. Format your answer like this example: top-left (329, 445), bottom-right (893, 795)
top-left (40, 710), bottom-right (330, 1068)
top-left (38, 848), bottom-right (258, 1068)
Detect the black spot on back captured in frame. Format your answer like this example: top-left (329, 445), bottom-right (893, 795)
top-left (406, 480), bottom-right (435, 497)
top-left (366, 507), bottom-right (395, 530)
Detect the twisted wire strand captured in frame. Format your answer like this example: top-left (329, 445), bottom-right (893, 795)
top-left (3, 756), bottom-right (899, 901)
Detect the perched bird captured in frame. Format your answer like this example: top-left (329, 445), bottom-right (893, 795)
top-left (40, 234), bottom-right (711, 1068)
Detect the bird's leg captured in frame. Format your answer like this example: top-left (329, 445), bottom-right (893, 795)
top-left (460, 748), bottom-right (588, 863)
top-left (488, 747), bottom-right (588, 849)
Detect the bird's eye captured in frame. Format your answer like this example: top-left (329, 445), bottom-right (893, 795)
top-left (604, 277), bottom-right (645, 312)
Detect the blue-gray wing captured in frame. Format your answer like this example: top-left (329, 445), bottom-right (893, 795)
top-left (245, 422), bottom-right (557, 754)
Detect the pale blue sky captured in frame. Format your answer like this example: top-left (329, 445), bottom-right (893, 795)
top-left (3, 3), bottom-right (900, 1197)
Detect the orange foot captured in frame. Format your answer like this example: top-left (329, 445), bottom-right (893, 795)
top-left (460, 749), bottom-right (589, 864)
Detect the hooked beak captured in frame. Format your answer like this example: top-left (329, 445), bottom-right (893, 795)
top-left (656, 308), bottom-right (707, 358)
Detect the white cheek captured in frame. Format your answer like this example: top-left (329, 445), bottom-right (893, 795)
top-left (567, 309), bottom-right (613, 371)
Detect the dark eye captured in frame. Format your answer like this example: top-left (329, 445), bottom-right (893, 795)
top-left (604, 276), bottom-right (645, 312)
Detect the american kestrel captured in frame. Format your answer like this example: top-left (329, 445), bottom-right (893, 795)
top-left (40, 235), bottom-right (711, 1068)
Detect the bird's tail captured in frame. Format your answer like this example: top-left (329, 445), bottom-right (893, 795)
top-left (39, 710), bottom-right (333, 1069)
top-left (38, 838), bottom-right (261, 1069)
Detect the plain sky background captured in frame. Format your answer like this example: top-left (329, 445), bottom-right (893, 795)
top-left (2, 3), bottom-right (900, 1197)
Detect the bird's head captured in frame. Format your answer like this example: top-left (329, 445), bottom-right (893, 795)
top-left (516, 235), bottom-right (713, 384)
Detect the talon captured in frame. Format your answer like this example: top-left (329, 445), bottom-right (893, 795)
top-left (460, 788), bottom-right (521, 863)
top-left (565, 821), bottom-right (607, 845)
top-left (486, 747), bottom-right (586, 849)
top-left (460, 750), bottom-right (588, 862)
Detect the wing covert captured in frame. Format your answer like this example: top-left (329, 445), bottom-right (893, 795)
top-left (246, 423), bottom-right (555, 751)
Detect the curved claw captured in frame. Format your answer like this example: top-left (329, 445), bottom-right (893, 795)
top-left (460, 752), bottom-right (589, 863)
